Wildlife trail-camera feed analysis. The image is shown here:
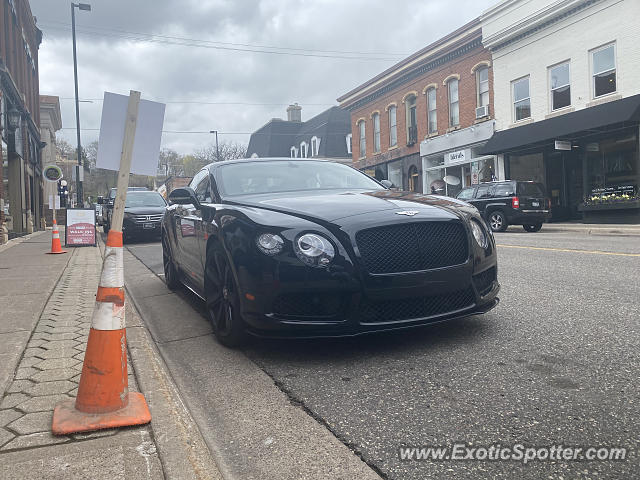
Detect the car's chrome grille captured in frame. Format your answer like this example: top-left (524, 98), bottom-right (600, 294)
top-left (358, 287), bottom-right (475, 324)
top-left (130, 214), bottom-right (163, 224)
top-left (355, 221), bottom-right (469, 274)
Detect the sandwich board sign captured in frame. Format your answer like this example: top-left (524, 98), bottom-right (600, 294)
top-left (96, 92), bottom-right (165, 176)
top-left (65, 208), bottom-right (97, 246)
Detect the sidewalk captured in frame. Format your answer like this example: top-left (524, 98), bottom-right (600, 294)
top-left (535, 222), bottom-right (640, 236)
top-left (0, 231), bottom-right (220, 479)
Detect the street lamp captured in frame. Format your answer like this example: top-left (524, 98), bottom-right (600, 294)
top-left (7, 106), bottom-right (21, 131)
top-left (209, 130), bottom-right (220, 162)
top-left (71, 2), bottom-right (91, 206)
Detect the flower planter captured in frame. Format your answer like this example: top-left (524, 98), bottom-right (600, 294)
top-left (578, 200), bottom-right (640, 224)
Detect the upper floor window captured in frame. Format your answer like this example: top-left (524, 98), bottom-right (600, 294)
top-left (405, 94), bottom-right (417, 144)
top-left (290, 146), bottom-right (298, 158)
top-left (300, 141), bottom-right (308, 158)
top-left (388, 106), bottom-right (397, 147)
top-left (358, 120), bottom-right (366, 158)
top-left (591, 43), bottom-right (616, 98)
top-left (549, 62), bottom-right (571, 110)
top-left (372, 113), bottom-right (381, 153)
top-left (426, 88), bottom-right (437, 134)
top-left (448, 79), bottom-right (459, 126)
top-left (476, 67), bottom-right (489, 108)
top-left (346, 133), bottom-right (352, 155)
top-left (512, 76), bottom-right (531, 121)
top-left (310, 136), bottom-right (320, 156)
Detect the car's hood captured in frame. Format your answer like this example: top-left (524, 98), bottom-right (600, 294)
top-left (229, 189), bottom-right (470, 222)
top-left (124, 206), bottom-right (166, 215)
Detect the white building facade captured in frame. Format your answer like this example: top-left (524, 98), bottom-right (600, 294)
top-left (481, 0), bottom-right (640, 223)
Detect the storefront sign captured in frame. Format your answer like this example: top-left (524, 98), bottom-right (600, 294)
top-left (591, 185), bottom-right (635, 196)
top-left (65, 209), bottom-right (96, 246)
top-left (446, 149), bottom-right (468, 165)
top-left (43, 165), bottom-right (63, 182)
top-left (554, 140), bottom-right (572, 151)
top-left (471, 162), bottom-right (479, 185)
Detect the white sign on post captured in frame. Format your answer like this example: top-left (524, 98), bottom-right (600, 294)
top-left (48, 195), bottom-right (60, 210)
top-left (96, 92), bottom-right (166, 176)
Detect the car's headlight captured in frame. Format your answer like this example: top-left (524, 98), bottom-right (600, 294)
top-left (256, 233), bottom-right (284, 255)
top-left (470, 219), bottom-right (488, 248)
top-left (294, 233), bottom-right (335, 267)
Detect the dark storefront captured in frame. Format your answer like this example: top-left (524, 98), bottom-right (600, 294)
top-left (482, 94), bottom-right (640, 223)
top-left (362, 152), bottom-right (423, 193)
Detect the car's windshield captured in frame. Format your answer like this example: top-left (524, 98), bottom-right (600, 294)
top-left (216, 160), bottom-right (383, 196)
top-left (125, 192), bottom-right (166, 208)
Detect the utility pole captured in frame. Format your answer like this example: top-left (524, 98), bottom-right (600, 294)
top-left (71, 3), bottom-right (91, 206)
top-left (210, 130), bottom-right (220, 162)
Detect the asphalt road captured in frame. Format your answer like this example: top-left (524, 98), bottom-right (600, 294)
top-left (123, 229), bottom-right (640, 479)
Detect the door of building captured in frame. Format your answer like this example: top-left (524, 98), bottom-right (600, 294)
top-left (546, 151), bottom-right (583, 221)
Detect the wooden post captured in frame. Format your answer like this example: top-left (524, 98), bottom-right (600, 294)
top-left (110, 90), bottom-right (141, 233)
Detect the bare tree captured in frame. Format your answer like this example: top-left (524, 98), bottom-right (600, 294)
top-left (193, 141), bottom-right (247, 165)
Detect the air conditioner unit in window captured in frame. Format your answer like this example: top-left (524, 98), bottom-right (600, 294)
top-left (475, 105), bottom-right (490, 119)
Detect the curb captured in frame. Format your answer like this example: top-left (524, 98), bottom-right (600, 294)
top-left (0, 229), bottom-right (49, 253)
top-left (539, 226), bottom-right (640, 236)
top-left (98, 233), bottom-right (223, 480)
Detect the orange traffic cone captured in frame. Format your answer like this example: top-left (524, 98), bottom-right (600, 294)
top-left (46, 219), bottom-right (67, 254)
top-left (51, 230), bottom-right (151, 435)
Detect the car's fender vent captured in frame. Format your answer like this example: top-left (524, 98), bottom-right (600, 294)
top-left (472, 267), bottom-right (497, 296)
top-left (355, 221), bottom-right (469, 274)
top-left (358, 287), bottom-right (475, 324)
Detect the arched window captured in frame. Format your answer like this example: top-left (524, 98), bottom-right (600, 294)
top-left (358, 120), bottom-right (366, 158)
top-left (372, 113), bottom-right (381, 153)
top-left (426, 87), bottom-right (437, 134)
top-left (405, 94), bottom-right (417, 144)
top-left (447, 78), bottom-right (459, 126)
top-left (300, 141), bottom-right (308, 158)
top-left (388, 106), bottom-right (397, 147)
top-left (290, 146), bottom-right (298, 158)
top-left (310, 136), bottom-right (321, 156)
top-left (476, 66), bottom-right (489, 108)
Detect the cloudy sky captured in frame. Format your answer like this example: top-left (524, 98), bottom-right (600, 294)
top-left (30, 0), bottom-right (496, 155)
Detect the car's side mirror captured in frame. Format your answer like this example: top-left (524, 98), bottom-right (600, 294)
top-left (380, 179), bottom-right (394, 189)
top-left (168, 187), bottom-right (200, 207)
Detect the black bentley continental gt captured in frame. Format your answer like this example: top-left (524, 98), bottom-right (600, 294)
top-left (161, 158), bottom-right (499, 346)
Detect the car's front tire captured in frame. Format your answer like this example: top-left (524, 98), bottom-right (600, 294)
top-left (162, 232), bottom-right (180, 290)
top-left (523, 223), bottom-right (542, 232)
top-left (488, 210), bottom-right (508, 232)
top-left (205, 248), bottom-right (247, 348)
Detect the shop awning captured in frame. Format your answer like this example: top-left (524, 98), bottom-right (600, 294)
top-left (480, 93), bottom-right (640, 154)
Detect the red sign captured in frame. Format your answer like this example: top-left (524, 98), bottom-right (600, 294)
top-left (65, 209), bottom-right (96, 246)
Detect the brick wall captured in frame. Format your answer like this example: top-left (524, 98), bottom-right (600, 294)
top-left (347, 43), bottom-right (493, 171)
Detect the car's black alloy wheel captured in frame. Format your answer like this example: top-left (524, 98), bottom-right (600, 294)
top-left (162, 233), bottom-right (180, 290)
top-left (523, 223), bottom-right (542, 232)
top-left (205, 251), bottom-right (247, 347)
top-left (489, 210), bottom-right (508, 232)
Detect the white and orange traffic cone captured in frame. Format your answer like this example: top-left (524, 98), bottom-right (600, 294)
top-left (46, 219), bottom-right (67, 254)
top-left (52, 230), bottom-right (151, 435)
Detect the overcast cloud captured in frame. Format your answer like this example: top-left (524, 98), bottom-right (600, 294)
top-left (30, 0), bottom-right (495, 154)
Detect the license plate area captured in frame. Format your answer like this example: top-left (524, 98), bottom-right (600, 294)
top-left (531, 201), bottom-right (540, 207)
top-left (143, 223), bottom-right (155, 229)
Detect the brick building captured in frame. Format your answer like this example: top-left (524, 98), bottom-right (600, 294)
top-left (0, 0), bottom-right (43, 240)
top-left (338, 18), bottom-right (500, 196)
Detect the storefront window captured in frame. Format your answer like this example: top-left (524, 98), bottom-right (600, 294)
top-left (424, 149), bottom-right (497, 197)
top-left (586, 133), bottom-right (638, 196)
top-left (509, 153), bottom-right (545, 185)
top-left (426, 168), bottom-right (446, 195)
top-left (388, 161), bottom-right (403, 189)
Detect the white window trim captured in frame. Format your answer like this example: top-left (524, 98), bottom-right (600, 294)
top-left (447, 79), bottom-right (459, 127)
top-left (358, 120), bottom-right (366, 158)
top-left (549, 61), bottom-right (571, 111)
top-left (290, 146), bottom-right (298, 158)
top-left (346, 133), bottom-right (352, 155)
top-left (512, 75), bottom-right (531, 123)
top-left (426, 87), bottom-right (437, 134)
top-left (590, 42), bottom-right (617, 99)
top-left (310, 136), bottom-right (321, 156)
top-left (372, 113), bottom-right (381, 153)
top-left (300, 141), bottom-right (308, 158)
top-left (476, 66), bottom-right (489, 108)
top-left (388, 105), bottom-right (397, 147)
top-left (405, 94), bottom-right (417, 143)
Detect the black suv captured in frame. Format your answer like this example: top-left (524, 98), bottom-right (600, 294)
top-left (456, 181), bottom-right (550, 232)
top-left (103, 186), bottom-right (149, 233)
